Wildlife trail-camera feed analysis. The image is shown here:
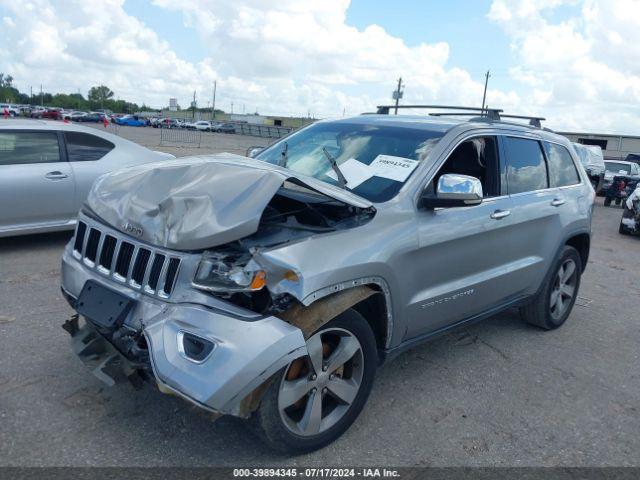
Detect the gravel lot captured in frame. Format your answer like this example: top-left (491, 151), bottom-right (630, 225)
top-left (87, 123), bottom-right (274, 158)
top-left (0, 131), bottom-right (638, 467)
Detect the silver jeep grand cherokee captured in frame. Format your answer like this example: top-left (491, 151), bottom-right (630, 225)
top-left (60, 106), bottom-right (594, 453)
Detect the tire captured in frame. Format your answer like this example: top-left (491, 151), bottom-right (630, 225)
top-left (615, 198), bottom-right (622, 206)
top-left (519, 245), bottom-right (582, 330)
top-left (604, 197), bottom-right (612, 206)
top-left (250, 309), bottom-right (377, 453)
top-left (619, 221), bottom-right (628, 235)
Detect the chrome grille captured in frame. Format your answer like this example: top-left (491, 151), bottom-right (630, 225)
top-left (72, 220), bottom-right (182, 297)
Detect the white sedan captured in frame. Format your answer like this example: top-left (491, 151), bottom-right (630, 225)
top-left (0, 119), bottom-right (174, 237)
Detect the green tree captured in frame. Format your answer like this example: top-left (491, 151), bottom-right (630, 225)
top-left (88, 85), bottom-right (114, 108)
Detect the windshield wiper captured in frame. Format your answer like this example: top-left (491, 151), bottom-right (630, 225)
top-left (278, 142), bottom-right (288, 167)
top-left (322, 147), bottom-right (347, 189)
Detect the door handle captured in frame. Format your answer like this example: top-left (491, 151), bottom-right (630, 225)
top-left (490, 209), bottom-right (511, 220)
top-left (551, 198), bottom-right (566, 207)
top-left (45, 171), bottom-right (68, 180)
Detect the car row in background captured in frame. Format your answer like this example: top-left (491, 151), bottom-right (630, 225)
top-left (0, 118), bottom-right (174, 237)
top-left (149, 118), bottom-right (236, 133)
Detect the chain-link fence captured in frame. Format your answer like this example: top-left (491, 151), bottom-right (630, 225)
top-left (233, 123), bottom-right (293, 138)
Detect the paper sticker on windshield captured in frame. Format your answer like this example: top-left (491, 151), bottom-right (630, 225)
top-left (370, 155), bottom-right (419, 182)
top-left (326, 158), bottom-right (373, 188)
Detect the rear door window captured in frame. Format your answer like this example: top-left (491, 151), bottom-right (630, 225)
top-left (502, 137), bottom-right (548, 194)
top-left (65, 132), bottom-right (115, 162)
top-left (0, 131), bottom-right (61, 165)
top-left (543, 142), bottom-right (581, 187)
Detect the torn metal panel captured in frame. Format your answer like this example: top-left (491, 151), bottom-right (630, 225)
top-left (280, 286), bottom-right (376, 338)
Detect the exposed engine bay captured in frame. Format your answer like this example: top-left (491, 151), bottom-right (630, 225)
top-left (191, 182), bottom-right (375, 315)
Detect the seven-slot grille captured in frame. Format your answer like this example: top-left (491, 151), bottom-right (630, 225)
top-left (72, 220), bottom-right (181, 297)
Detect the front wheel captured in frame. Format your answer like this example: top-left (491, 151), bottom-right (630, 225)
top-left (250, 309), bottom-right (377, 453)
top-left (520, 245), bottom-right (582, 330)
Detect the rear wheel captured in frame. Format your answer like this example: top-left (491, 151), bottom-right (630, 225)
top-left (615, 198), bottom-right (622, 206)
top-left (250, 309), bottom-right (377, 453)
top-left (520, 246), bottom-right (582, 330)
top-left (604, 197), bottom-right (612, 206)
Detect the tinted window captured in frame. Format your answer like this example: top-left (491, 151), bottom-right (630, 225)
top-left (544, 142), bottom-right (580, 187)
top-left (503, 137), bottom-right (548, 194)
top-left (65, 132), bottom-right (115, 161)
top-left (0, 131), bottom-right (60, 165)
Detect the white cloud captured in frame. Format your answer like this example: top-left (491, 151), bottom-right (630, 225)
top-left (0, 0), bottom-right (514, 118)
top-left (0, 0), bottom-right (638, 133)
top-left (489, 0), bottom-right (640, 133)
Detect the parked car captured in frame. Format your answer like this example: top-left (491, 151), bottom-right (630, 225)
top-left (624, 153), bottom-right (640, 166)
top-left (29, 106), bottom-right (47, 118)
top-left (59, 107), bottom-right (594, 453)
top-left (216, 122), bottom-right (236, 133)
top-left (572, 143), bottom-right (605, 193)
top-left (158, 117), bottom-right (179, 129)
top-left (603, 160), bottom-right (640, 192)
top-left (41, 108), bottom-right (63, 120)
top-left (0, 103), bottom-right (20, 117)
top-left (75, 112), bottom-right (103, 123)
top-left (62, 111), bottom-right (85, 121)
top-left (114, 114), bottom-right (147, 127)
top-left (619, 184), bottom-right (640, 235)
top-left (192, 120), bottom-right (213, 131)
top-left (0, 119), bottom-right (174, 237)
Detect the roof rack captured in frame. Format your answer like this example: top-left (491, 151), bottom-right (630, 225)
top-left (376, 104), bottom-right (503, 120)
top-left (375, 104), bottom-right (546, 128)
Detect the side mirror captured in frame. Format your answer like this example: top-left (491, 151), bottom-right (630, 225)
top-left (421, 173), bottom-right (483, 209)
top-left (246, 146), bottom-right (264, 158)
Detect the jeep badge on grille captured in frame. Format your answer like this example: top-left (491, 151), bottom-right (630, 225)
top-left (122, 222), bottom-right (143, 237)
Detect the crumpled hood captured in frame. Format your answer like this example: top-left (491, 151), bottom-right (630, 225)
top-left (86, 153), bottom-right (371, 250)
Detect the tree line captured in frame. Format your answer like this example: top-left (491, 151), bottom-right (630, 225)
top-left (0, 73), bottom-right (146, 113)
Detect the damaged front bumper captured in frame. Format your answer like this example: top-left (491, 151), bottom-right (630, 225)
top-left (61, 243), bottom-right (307, 418)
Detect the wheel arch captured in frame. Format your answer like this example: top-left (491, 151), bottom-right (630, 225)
top-left (564, 231), bottom-right (590, 272)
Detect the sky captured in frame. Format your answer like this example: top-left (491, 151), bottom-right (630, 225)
top-left (1, 0), bottom-right (639, 133)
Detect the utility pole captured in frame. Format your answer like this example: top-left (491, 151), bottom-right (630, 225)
top-left (393, 77), bottom-right (403, 115)
top-left (40, 84), bottom-right (43, 107)
top-left (192, 90), bottom-right (196, 119)
top-left (481, 70), bottom-right (490, 114)
top-left (30, 86), bottom-right (32, 105)
top-left (231, 102), bottom-right (234, 114)
top-left (212, 80), bottom-right (216, 120)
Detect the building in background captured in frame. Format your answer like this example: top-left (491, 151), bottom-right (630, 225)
top-left (559, 131), bottom-right (640, 161)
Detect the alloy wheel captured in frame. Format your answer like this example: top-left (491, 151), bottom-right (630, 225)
top-left (550, 258), bottom-right (577, 320)
top-left (278, 328), bottom-right (364, 437)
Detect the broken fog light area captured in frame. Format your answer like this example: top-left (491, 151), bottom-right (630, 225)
top-left (177, 331), bottom-right (215, 363)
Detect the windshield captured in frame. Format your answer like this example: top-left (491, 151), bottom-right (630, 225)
top-left (605, 162), bottom-right (631, 174)
top-left (255, 122), bottom-right (444, 202)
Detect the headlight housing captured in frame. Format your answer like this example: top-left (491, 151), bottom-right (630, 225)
top-left (192, 251), bottom-right (266, 292)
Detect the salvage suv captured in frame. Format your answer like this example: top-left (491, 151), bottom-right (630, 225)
top-left (60, 105), bottom-right (593, 453)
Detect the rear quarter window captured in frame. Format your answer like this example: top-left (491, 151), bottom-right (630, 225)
top-left (65, 132), bottom-right (115, 162)
top-left (543, 142), bottom-right (581, 187)
top-left (503, 137), bottom-right (548, 194)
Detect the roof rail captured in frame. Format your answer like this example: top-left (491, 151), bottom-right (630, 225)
top-left (376, 104), bottom-right (547, 128)
top-left (376, 104), bottom-right (503, 121)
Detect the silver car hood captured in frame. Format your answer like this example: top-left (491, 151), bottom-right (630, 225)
top-left (86, 153), bottom-right (372, 250)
